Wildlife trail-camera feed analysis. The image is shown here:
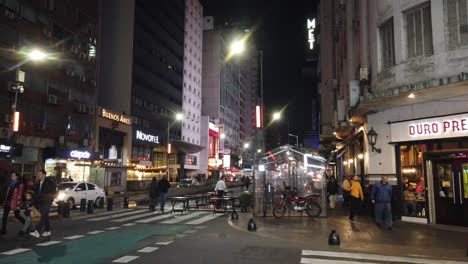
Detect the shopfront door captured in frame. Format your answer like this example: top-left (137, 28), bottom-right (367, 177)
top-left (430, 154), bottom-right (468, 227)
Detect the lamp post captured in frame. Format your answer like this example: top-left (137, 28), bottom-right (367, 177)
top-left (166, 113), bottom-right (184, 180)
top-left (367, 127), bottom-right (381, 153)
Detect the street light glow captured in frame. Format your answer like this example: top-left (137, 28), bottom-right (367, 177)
top-left (272, 112), bottom-right (281, 121)
top-left (230, 40), bottom-right (245, 55)
top-left (243, 143), bottom-right (250, 149)
top-left (175, 113), bottom-right (184, 121)
top-left (220, 133), bottom-right (226, 139)
top-left (257, 149), bottom-right (262, 153)
top-left (28, 49), bottom-right (47, 61)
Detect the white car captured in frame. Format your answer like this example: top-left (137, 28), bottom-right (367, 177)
top-left (55, 181), bottom-right (106, 209)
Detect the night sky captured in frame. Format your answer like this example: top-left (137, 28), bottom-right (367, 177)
top-left (201, 0), bottom-right (319, 148)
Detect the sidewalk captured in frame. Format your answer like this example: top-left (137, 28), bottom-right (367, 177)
top-left (228, 208), bottom-right (468, 261)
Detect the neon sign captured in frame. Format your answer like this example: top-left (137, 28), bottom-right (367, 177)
top-left (307, 18), bottom-right (316, 50)
top-left (136, 130), bottom-right (159, 144)
top-left (70, 150), bottom-right (91, 159)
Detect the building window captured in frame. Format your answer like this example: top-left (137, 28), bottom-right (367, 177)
top-left (406, 5), bottom-right (433, 58)
top-left (380, 18), bottom-right (395, 69)
top-left (445, 0), bottom-right (468, 50)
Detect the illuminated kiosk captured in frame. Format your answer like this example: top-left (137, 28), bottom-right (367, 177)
top-left (254, 145), bottom-right (327, 217)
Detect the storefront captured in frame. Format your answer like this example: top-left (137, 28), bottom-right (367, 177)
top-left (389, 112), bottom-right (468, 226)
top-left (94, 107), bottom-right (132, 193)
top-left (44, 148), bottom-right (96, 183)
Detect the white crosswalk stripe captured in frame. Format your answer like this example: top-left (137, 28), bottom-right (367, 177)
top-left (185, 214), bottom-right (223, 225)
top-left (1, 248), bottom-right (31, 255)
top-left (161, 212), bottom-right (207, 224)
top-left (36, 241), bottom-right (62, 247)
top-left (87, 209), bottom-right (147, 221)
top-left (300, 250), bottom-right (467, 264)
top-left (135, 213), bottom-right (174, 223)
top-left (111, 211), bottom-right (160, 222)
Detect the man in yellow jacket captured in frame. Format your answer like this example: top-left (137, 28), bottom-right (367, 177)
top-left (348, 175), bottom-right (364, 223)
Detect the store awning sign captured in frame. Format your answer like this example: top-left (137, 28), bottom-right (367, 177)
top-left (70, 150), bottom-right (91, 159)
top-left (0, 144), bottom-right (10, 153)
top-left (101, 108), bottom-right (131, 125)
top-left (390, 113), bottom-right (468, 142)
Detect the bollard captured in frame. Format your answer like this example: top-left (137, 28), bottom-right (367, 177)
top-left (149, 200), bottom-right (156, 211)
top-left (57, 201), bottom-right (64, 216)
top-left (231, 208), bottom-right (239, 220)
top-left (328, 230), bottom-right (340, 246)
top-left (107, 197), bottom-right (114, 211)
top-left (123, 195), bottom-right (129, 209)
top-left (247, 218), bottom-right (257, 231)
top-left (97, 197), bottom-right (104, 209)
top-left (62, 203), bottom-right (70, 218)
top-left (80, 198), bottom-right (87, 212)
top-left (87, 200), bottom-right (94, 214)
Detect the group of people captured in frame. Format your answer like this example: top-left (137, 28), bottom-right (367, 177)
top-left (327, 175), bottom-right (394, 230)
top-left (1, 170), bottom-right (56, 238)
top-left (148, 176), bottom-right (171, 213)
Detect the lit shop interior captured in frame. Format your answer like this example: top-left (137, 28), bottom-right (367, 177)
top-left (254, 145), bottom-right (327, 217)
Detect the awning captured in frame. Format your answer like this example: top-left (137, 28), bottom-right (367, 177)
top-left (171, 140), bottom-right (204, 154)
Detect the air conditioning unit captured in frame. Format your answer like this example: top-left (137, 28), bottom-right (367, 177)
top-left (4, 114), bottom-right (12, 123)
top-left (47, 94), bottom-right (58, 105)
top-left (77, 103), bottom-right (87, 113)
top-left (360, 67), bottom-right (368, 81)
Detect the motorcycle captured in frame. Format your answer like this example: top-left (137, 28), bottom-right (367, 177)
top-left (273, 188), bottom-right (322, 218)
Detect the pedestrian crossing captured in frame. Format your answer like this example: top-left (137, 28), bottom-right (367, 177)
top-left (83, 208), bottom-right (224, 226)
top-left (299, 250), bottom-right (467, 264)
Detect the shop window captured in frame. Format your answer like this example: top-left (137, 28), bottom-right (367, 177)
top-left (400, 144), bottom-right (427, 218)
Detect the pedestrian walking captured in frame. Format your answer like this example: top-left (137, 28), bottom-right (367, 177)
top-left (215, 177), bottom-right (227, 197)
top-left (158, 176), bottom-right (170, 214)
top-left (149, 177), bottom-right (159, 211)
top-left (1, 172), bottom-right (25, 235)
top-left (372, 175), bottom-right (393, 230)
top-left (244, 176), bottom-right (250, 191)
top-left (342, 176), bottom-right (351, 209)
top-left (30, 170), bottom-right (56, 238)
top-left (20, 191), bottom-right (37, 237)
top-left (348, 175), bottom-right (364, 223)
top-left (326, 176), bottom-right (339, 208)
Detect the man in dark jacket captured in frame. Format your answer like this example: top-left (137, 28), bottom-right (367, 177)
top-left (372, 175), bottom-right (393, 230)
top-left (158, 176), bottom-right (170, 213)
top-left (30, 170), bottom-right (56, 238)
top-left (326, 176), bottom-right (339, 208)
top-left (149, 177), bottom-right (159, 211)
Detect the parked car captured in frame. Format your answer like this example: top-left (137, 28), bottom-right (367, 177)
top-left (178, 178), bottom-right (200, 187)
top-left (54, 181), bottom-right (106, 209)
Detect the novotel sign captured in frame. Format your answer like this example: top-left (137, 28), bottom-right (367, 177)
top-left (101, 108), bottom-right (131, 125)
top-left (390, 113), bottom-right (468, 142)
top-left (70, 150), bottom-right (91, 159)
top-left (135, 130), bottom-right (159, 144)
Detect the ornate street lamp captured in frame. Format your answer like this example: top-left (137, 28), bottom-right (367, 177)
top-left (367, 127), bottom-right (381, 153)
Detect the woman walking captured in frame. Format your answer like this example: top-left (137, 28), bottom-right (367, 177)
top-left (348, 175), bottom-right (364, 223)
top-left (1, 172), bottom-right (25, 235)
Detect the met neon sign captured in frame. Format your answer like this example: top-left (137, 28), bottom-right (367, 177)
top-left (307, 18), bottom-right (316, 50)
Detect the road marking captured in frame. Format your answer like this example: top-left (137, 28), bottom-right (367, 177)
top-left (176, 234), bottom-right (187, 238)
top-left (160, 212), bottom-right (207, 224)
top-left (87, 209), bottom-right (147, 221)
top-left (185, 214), bottom-right (223, 225)
top-left (112, 211), bottom-right (160, 222)
top-left (135, 213), bottom-right (173, 223)
top-left (137, 247), bottom-right (159, 253)
top-left (70, 209), bottom-right (130, 220)
top-left (121, 223), bottom-right (137, 227)
top-left (194, 225), bottom-right (207, 229)
top-left (87, 230), bottom-right (105, 235)
top-left (112, 256), bottom-right (139, 263)
top-left (64, 235), bottom-right (85, 240)
top-left (301, 250), bottom-right (467, 264)
top-left (1, 248), bottom-right (31, 255)
top-left (183, 230), bottom-right (197, 234)
top-left (106, 227), bottom-right (122, 230)
top-left (36, 241), bottom-right (61, 246)
top-left (155, 241), bottom-right (173, 245)
top-left (300, 258), bottom-right (377, 264)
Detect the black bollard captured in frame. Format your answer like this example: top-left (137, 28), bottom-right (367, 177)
top-left (328, 230), bottom-right (340, 246)
top-left (107, 197), bottom-right (114, 211)
top-left (123, 195), bottom-right (129, 209)
top-left (80, 198), bottom-right (87, 212)
top-left (97, 197), bottom-right (104, 209)
top-left (62, 203), bottom-right (70, 218)
top-left (57, 201), bottom-right (64, 216)
top-left (149, 200), bottom-right (155, 211)
top-left (87, 200), bottom-right (94, 214)
top-left (247, 218), bottom-right (257, 231)
top-left (231, 209), bottom-right (239, 220)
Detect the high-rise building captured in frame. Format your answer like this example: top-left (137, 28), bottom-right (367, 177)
top-left (99, 0), bottom-right (188, 190)
top-left (182, 0), bottom-right (204, 176)
top-left (0, 0), bottom-right (98, 186)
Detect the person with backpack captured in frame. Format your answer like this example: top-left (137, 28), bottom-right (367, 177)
top-left (1, 172), bottom-right (25, 235)
top-left (30, 170), bottom-right (56, 238)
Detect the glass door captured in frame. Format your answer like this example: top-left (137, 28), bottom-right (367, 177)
top-left (432, 156), bottom-right (468, 226)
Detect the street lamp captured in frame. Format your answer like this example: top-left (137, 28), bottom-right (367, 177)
top-left (367, 127), bottom-right (382, 153)
top-left (166, 112), bottom-right (184, 179)
top-left (27, 49), bottom-right (48, 62)
top-left (272, 112), bottom-right (281, 121)
top-left (175, 113), bottom-right (184, 121)
top-left (230, 40), bottom-right (245, 55)
top-left (220, 133), bottom-right (226, 139)
top-left (243, 143), bottom-right (250, 149)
